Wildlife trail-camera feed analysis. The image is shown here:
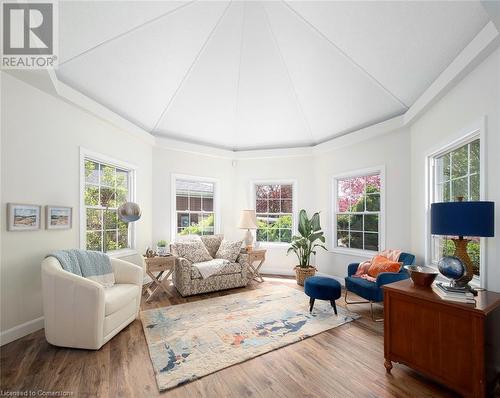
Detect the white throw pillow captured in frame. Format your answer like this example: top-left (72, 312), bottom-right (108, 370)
top-left (175, 241), bottom-right (212, 263)
top-left (215, 240), bottom-right (243, 263)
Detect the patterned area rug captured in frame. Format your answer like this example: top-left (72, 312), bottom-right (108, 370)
top-left (140, 285), bottom-right (359, 391)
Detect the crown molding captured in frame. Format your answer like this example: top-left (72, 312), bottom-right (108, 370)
top-left (48, 70), bottom-right (155, 146)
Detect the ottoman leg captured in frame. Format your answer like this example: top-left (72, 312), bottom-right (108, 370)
top-left (330, 300), bottom-right (338, 315)
top-left (309, 297), bottom-right (315, 312)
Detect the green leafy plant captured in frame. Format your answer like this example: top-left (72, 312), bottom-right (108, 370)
top-left (180, 214), bottom-right (214, 236)
top-left (157, 240), bottom-right (167, 248)
top-left (287, 210), bottom-right (327, 268)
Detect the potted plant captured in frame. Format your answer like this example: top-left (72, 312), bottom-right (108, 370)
top-left (157, 240), bottom-right (168, 256)
top-left (287, 209), bottom-right (327, 286)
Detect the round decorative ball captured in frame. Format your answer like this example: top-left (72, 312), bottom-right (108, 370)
top-left (438, 256), bottom-right (465, 281)
top-left (118, 202), bottom-right (141, 222)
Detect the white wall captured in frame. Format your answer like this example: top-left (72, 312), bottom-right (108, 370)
top-left (314, 128), bottom-right (412, 280)
top-left (410, 47), bottom-right (500, 292)
top-left (152, 143), bottom-right (236, 245)
top-left (233, 155), bottom-right (316, 275)
top-left (0, 73), bottom-right (153, 339)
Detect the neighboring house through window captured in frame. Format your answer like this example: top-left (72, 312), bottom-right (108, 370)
top-left (173, 175), bottom-right (218, 236)
top-left (429, 135), bottom-right (482, 280)
top-left (253, 182), bottom-right (295, 244)
top-left (333, 168), bottom-right (384, 253)
top-left (81, 149), bottom-right (136, 253)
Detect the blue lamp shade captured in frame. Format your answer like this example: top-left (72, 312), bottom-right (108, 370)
top-left (431, 201), bottom-right (494, 237)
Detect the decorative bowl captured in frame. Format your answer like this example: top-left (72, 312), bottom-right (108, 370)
top-left (404, 265), bottom-right (439, 287)
top-left (437, 256), bottom-right (465, 281)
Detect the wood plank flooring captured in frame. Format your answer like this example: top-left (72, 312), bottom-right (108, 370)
top-left (1, 277), bottom-right (462, 397)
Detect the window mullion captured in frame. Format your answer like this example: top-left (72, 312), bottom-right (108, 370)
top-left (467, 143), bottom-right (471, 201)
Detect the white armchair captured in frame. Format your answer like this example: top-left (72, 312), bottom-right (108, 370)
top-left (41, 256), bottom-right (143, 350)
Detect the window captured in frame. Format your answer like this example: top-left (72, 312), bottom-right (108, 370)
top-left (333, 170), bottom-right (382, 253)
top-left (430, 137), bottom-right (481, 277)
top-left (82, 155), bottom-right (134, 253)
top-left (254, 183), bottom-right (294, 244)
top-left (174, 177), bottom-right (216, 236)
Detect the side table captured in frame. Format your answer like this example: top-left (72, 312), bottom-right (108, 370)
top-left (143, 255), bottom-right (176, 302)
top-left (245, 249), bottom-right (266, 283)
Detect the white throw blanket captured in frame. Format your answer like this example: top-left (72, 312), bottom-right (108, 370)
top-left (193, 258), bottom-right (230, 279)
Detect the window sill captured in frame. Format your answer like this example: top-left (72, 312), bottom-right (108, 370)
top-left (329, 247), bottom-right (377, 258)
top-left (107, 248), bottom-right (138, 259)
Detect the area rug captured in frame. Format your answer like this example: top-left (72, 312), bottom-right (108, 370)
top-left (140, 285), bottom-right (359, 391)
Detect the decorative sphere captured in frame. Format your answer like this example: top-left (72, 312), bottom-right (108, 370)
top-left (438, 256), bottom-right (465, 280)
top-left (118, 202), bottom-right (141, 222)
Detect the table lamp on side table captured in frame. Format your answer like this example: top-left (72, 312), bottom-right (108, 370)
top-left (239, 209), bottom-right (258, 251)
top-left (431, 200), bottom-right (494, 293)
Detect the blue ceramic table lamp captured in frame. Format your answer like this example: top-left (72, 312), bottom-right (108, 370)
top-left (431, 200), bottom-right (494, 289)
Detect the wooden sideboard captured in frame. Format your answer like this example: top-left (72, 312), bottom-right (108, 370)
top-left (383, 280), bottom-right (500, 398)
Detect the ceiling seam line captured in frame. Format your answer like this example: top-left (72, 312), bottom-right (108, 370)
top-left (59, 0), bottom-right (198, 67)
top-left (281, 0), bottom-right (409, 110)
top-left (261, 1), bottom-right (316, 145)
top-left (232, 2), bottom-right (246, 152)
top-left (151, 0), bottom-right (233, 133)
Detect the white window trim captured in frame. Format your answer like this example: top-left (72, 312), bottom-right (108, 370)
top-left (171, 173), bottom-right (221, 240)
top-left (331, 165), bottom-right (386, 257)
top-left (249, 179), bottom-right (298, 248)
top-left (79, 147), bottom-right (138, 257)
top-left (424, 118), bottom-right (486, 288)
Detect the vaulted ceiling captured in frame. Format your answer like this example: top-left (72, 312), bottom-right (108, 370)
top-left (56, 1), bottom-right (490, 150)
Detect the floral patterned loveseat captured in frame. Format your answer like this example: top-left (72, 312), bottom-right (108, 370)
top-left (171, 235), bottom-right (252, 297)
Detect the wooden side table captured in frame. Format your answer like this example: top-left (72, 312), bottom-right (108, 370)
top-left (245, 249), bottom-right (266, 283)
top-left (143, 255), bottom-right (176, 302)
top-left (384, 279), bottom-right (500, 398)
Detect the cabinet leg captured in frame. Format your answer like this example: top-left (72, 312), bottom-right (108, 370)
top-left (384, 359), bottom-right (393, 373)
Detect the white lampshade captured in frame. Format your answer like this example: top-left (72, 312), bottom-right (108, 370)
top-left (238, 209), bottom-right (258, 229)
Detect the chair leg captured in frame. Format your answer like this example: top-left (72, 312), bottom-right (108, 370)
top-left (344, 288), bottom-right (371, 305)
top-left (330, 300), bottom-right (338, 315)
top-left (309, 297), bottom-right (315, 312)
top-left (345, 289), bottom-right (383, 322)
top-left (370, 302), bottom-right (384, 322)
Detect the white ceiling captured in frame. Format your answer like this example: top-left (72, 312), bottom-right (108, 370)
top-left (56, 1), bottom-right (490, 151)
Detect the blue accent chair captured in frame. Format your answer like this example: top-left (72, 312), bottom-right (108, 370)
top-left (344, 252), bottom-right (415, 321)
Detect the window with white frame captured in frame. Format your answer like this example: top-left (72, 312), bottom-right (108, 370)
top-left (175, 178), bottom-right (216, 236)
top-left (430, 137), bottom-right (481, 277)
top-left (83, 157), bottom-right (134, 252)
top-left (255, 183), bottom-right (294, 243)
top-left (333, 171), bottom-right (382, 252)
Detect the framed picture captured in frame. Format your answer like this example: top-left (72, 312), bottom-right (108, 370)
top-left (7, 203), bottom-right (41, 231)
top-left (46, 206), bottom-right (72, 230)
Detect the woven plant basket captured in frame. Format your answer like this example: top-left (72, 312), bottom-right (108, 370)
top-left (294, 266), bottom-right (317, 286)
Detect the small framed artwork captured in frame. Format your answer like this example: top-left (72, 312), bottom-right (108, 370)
top-left (7, 203), bottom-right (42, 231)
top-left (45, 206), bottom-right (72, 230)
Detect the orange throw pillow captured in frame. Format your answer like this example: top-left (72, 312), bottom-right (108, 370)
top-left (367, 255), bottom-right (402, 278)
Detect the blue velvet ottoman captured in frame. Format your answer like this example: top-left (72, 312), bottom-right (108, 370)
top-left (304, 276), bottom-right (341, 314)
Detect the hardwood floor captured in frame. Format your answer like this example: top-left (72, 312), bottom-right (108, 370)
top-left (1, 277), bottom-right (462, 397)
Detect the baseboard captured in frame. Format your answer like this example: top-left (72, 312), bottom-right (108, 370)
top-left (0, 316), bottom-right (44, 346)
top-left (260, 268), bottom-right (345, 286)
top-left (260, 267), bottom-right (295, 276)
